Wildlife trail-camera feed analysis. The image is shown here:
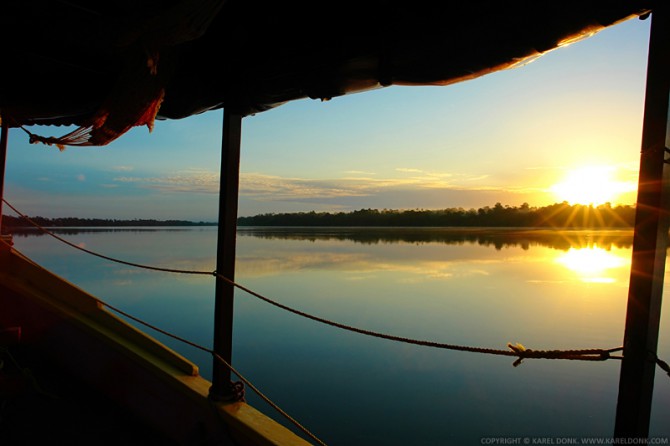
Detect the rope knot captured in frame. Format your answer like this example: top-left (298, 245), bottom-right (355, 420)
top-left (232, 380), bottom-right (245, 402)
top-left (508, 343), bottom-right (528, 367)
top-left (507, 342), bottom-right (527, 356)
top-left (651, 352), bottom-right (670, 377)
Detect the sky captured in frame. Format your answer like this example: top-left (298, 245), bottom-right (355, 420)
top-left (3, 16), bottom-right (652, 221)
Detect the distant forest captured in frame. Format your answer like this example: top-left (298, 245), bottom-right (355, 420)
top-left (1, 216), bottom-right (216, 229)
top-left (239, 202), bottom-right (636, 228)
top-left (2, 202), bottom-right (637, 230)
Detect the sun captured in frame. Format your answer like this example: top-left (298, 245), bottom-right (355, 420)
top-left (550, 165), bottom-right (636, 206)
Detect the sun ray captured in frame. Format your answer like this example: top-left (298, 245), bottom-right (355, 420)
top-left (550, 165), bottom-right (636, 206)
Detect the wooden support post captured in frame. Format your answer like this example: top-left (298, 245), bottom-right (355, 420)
top-left (209, 109), bottom-right (242, 401)
top-left (614, 7), bottom-right (670, 438)
top-left (0, 123), bottom-right (8, 233)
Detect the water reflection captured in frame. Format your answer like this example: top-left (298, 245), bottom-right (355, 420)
top-left (556, 247), bottom-right (631, 283)
top-left (9, 227), bottom-right (197, 237)
top-left (6, 226), bottom-right (668, 445)
top-left (234, 228), bottom-right (635, 288)
top-left (10, 225), bottom-right (636, 250)
top-left (238, 226), bottom-right (634, 251)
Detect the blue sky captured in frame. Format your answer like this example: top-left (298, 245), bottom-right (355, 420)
top-left (3, 16), bottom-right (651, 221)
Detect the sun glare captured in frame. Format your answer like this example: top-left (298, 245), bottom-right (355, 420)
top-left (556, 247), bottom-right (630, 283)
top-left (550, 166), bottom-right (635, 206)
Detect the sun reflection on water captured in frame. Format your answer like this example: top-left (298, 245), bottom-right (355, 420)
top-left (555, 246), bottom-right (630, 283)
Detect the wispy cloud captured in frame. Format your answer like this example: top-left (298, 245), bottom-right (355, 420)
top-left (111, 165), bottom-right (134, 172)
top-left (463, 174), bottom-right (490, 182)
top-left (343, 170), bottom-right (377, 176)
top-left (111, 167), bottom-right (513, 199)
top-left (109, 167), bottom-right (549, 213)
top-left (394, 167), bottom-right (455, 183)
top-left (239, 170), bottom-right (519, 203)
top-left (240, 173), bottom-right (370, 200)
top-left (114, 168), bottom-right (219, 193)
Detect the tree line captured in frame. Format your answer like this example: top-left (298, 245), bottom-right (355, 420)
top-left (1, 215), bottom-right (216, 229)
top-left (2, 202), bottom-right (638, 230)
top-left (237, 202), bottom-right (636, 228)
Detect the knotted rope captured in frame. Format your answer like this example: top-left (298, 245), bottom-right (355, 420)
top-left (2, 198), bottom-right (630, 366)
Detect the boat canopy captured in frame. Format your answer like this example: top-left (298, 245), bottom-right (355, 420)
top-left (0, 0), bottom-right (653, 147)
top-left (1, 2), bottom-right (668, 439)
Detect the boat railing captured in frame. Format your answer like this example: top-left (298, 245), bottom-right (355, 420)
top-left (4, 197), bottom-right (670, 443)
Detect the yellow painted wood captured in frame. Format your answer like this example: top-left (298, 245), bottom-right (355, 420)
top-left (0, 242), bottom-right (313, 445)
top-left (217, 402), bottom-right (314, 446)
top-left (0, 243), bottom-right (198, 375)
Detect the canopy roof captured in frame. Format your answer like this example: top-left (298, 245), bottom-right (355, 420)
top-left (0, 0), bottom-right (653, 147)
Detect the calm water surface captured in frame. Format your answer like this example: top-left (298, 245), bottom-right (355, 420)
top-left (9, 227), bottom-right (670, 445)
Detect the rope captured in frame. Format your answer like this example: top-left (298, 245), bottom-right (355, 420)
top-left (2, 201), bottom-right (326, 445)
top-left (214, 270), bottom-right (624, 362)
top-left (653, 353), bottom-right (670, 377)
top-left (5, 198), bottom-right (670, 441)
top-left (2, 199), bottom-right (211, 276)
top-left (96, 299), bottom-right (327, 446)
top-left (22, 125), bottom-right (94, 150)
top-left (0, 346), bottom-right (60, 399)
top-left (1, 198), bottom-right (627, 364)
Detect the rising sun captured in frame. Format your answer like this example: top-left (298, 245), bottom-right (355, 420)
top-left (550, 165), bottom-right (634, 206)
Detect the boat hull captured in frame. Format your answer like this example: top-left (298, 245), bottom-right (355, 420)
top-left (0, 240), bottom-right (310, 445)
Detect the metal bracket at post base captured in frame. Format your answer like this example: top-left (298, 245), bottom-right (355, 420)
top-left (209, 381), bottom-right (245, 403)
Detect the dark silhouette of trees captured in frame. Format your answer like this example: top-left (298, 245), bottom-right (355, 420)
top-left (1, 215), bottom-right (215, 232)
top-left (237, 202), bottom-right (636, 228)
top-left (2, 202), bottom-right (637, 232)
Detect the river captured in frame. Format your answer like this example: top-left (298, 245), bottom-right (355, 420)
top-left (8, 226), bottom-right (670, 445)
